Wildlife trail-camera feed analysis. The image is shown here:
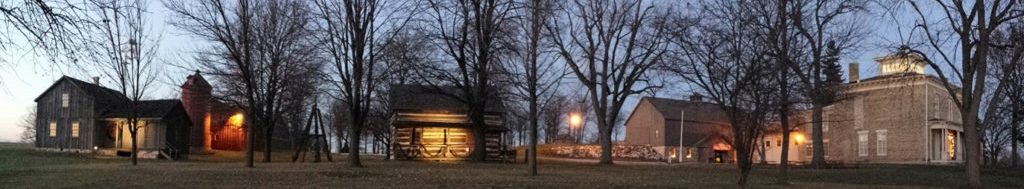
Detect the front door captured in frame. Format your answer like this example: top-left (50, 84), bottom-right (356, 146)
top-left (713, 150), bottom-right (728, 163)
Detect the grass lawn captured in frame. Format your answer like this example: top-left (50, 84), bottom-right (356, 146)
top-left (1, 143), bottom-right (1021, 189)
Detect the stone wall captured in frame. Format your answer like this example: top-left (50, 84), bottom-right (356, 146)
top-left (550, 144), bottom-right (664, 161)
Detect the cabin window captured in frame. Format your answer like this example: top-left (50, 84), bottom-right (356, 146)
top-left (61, 93), bottom-right (69, 107)
top-left (876, 130), bottom-right (887, 156)
top-left (857, 131), bottom-right (868, 157)
top-left (71, 122), bottom-right (80, 138)
top-left (49, 122), bottom-right (57, 137)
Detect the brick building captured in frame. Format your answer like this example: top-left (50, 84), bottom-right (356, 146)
top-left (626, 52), bottom-right (964, 165)
top-left (806, 53), bottom-right (964, 164)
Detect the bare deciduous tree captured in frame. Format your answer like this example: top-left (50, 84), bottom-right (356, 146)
top-left (548, 0), bottom-right (671, 164)
top-left (420, 0), bottom-right (517, 161)
top-left (786, 0), bottom-right (866, 169)
top-left (507, 0), bottom-right (561, 175)
top-left (166, 0), bottom-right (258, 167)
top-left (20, 107), bottom-right (36, 144)
top-left (313, 0), bottom-right (416, 167)
top-left (901, 1), bottom-right (1022, 187)
top-left (90, 0), bottom-right (159, 166)
top-left (1, 0), bottom-right (88, 66)
top-left (664, 0), bottom-right (779, 185)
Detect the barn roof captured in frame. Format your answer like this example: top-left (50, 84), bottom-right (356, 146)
top-left (640, 97), bottom-right (730, 124)
top-left (389, 85), bottom-right (505, 113)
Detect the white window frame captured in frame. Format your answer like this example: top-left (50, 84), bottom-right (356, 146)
top-left (61, 93), bottom-right (69, 107)
top-left (857, 131), bottom-right (869, 157)
top-left (49, 122), bottom-right (57, 137)
top-left (71, 121), bottom-right (80, 138)
top-left (876, 130), bottom-right (887, 156)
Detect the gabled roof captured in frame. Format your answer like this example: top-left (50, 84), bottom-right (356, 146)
top-left (638, 97), bottom-right (729, 124)
top-left (100, 100), bottom-right (185, 119)
top-left (34, 76), bottom-right (128, 105)
top-left (181, 70), bottom-right (211, 89)
top-left (389, 84), bottom-right (505, 113)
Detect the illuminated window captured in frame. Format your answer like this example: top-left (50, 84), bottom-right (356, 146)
top-left (876, 130), bottom-right (887, 156)
top-left (947, 130), bottom-right (957, 160)
top-left (61, 93), bottom-right (69, 107)
top-left (685, 148), bottom-right (693, 159)
top-left (49, 122), bottom-right (57, 137)
top-left (71, 122), bottom-right (80, 138)
top-left (857, 131), bottom-right (868, 157)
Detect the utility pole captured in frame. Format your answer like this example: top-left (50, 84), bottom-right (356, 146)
top-left (679, 110), bottom-right (685, 163)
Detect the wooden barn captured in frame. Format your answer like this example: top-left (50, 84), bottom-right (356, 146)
top-left (623, 96), bottom-right (734, 163)
top-left (180, 71), bottom-right (250, 152)
top-left (389, 85), bottom-right (510, 161)
top-left (34, 76), bottom-right (191, 159)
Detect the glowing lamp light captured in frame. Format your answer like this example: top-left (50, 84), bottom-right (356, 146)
top-left (228, 113), bottom-right (245, 128)
top-left (569, 113), bottom-right (583, 127)
top-left (793, 133), bottom-right (805, 145)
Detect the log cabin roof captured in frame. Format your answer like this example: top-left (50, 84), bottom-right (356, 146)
top-left (389, 85), bottom-right (505, 113)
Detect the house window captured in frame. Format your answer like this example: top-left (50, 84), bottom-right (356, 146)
top-left (61, 93), bottom-right (69, 107)
top-left (71, 122), bottom-right (80, 138)
top-left (876, 130), bottom-right (887, 156)
top-left (765, 141), bottom-right (771, 147)
top-left (857, 131), bottom-right (868, 157)
top-left (823, 121), bottom-right (830, 132)
top-left (49, 122), bottom-right (57, 137)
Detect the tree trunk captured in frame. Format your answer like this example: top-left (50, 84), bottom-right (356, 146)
top-left (1012, 100), bottom-right (1020, 168)
top-left (778, 107), bottom-right (791, 185)
top-left (528, 90), bottom-right (539, 176)
top-left (245, 115), bottom-right (255, 168)
top-left (810, 105), bottom-right (825, 168)
top-left (757, 134), bottom-right (767, 165)
top-left (348, 118), bottom-right (363, 167)
top-left (263, 125), bottom-right (273, 162)
top-left (131, 131), bottom-right (138, 165)
top-left (963, 106), bottom-right (982, 188)
top-left (598, 117), bottom-right (613, 165)
top-left (472, 126), bottom-right (487, 161)
top-left (736, 142), bottom-right (752, 187)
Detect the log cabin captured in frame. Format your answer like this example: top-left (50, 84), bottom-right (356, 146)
top-left (34, 76), bottom-right (190, 159)
top-left (389, 85), bottom-right (510, 161)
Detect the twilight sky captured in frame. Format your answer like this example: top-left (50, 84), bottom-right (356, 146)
top-left (0, 2), bottom-right (931, 142)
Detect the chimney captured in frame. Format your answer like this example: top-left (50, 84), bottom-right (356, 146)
top-left (848, 63), bottom-right (859, 83)
top-left (92, 77), bottom-right (100, 85)
top-left (689, 93), bottom-right (703, 102)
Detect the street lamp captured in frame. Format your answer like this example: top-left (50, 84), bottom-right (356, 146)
top-left (568, 113), bottom-right (583, 144)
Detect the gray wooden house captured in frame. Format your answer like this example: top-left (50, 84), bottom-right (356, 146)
top-left (34, 76), bottom-right (191, 159)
